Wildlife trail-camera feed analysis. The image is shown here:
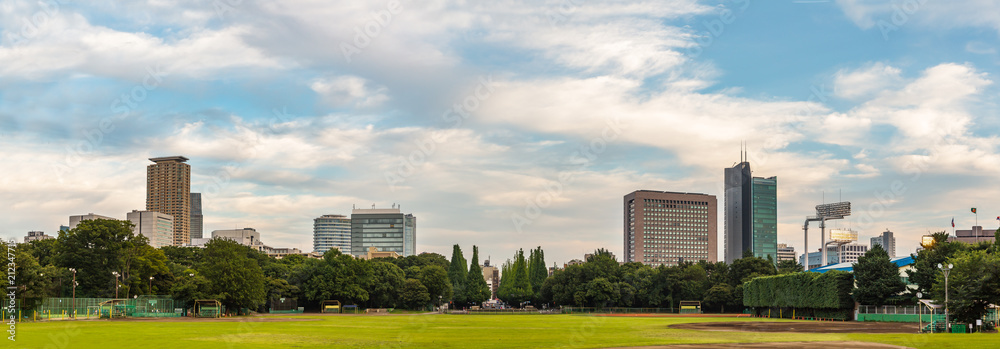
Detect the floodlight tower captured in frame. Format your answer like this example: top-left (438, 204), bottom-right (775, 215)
top-left (802, 202), bottom-right (851, 268)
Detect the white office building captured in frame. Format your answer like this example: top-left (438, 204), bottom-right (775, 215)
top-left (68, 213), bottom-right (118, 229)
top-left (126, 210), bottom-right (174, 248)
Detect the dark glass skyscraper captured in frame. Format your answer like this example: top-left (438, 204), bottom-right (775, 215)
top-left (724, 161), bottom-right (777, 263)
top-left (190, 192), bottom-right (203, 239)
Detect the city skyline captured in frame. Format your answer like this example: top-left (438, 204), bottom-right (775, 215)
top-left (5, 1), bottom-right (1000, 266)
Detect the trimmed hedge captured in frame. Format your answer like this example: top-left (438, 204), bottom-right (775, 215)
top-left (743, 271), bottom-right (853, 309)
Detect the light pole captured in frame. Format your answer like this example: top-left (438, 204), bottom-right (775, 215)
top-left (112, 271), bottom-right (120, 298)
top-left (938, 263), bottom-right (953, 332)
top-left (149, 276), bottom-right (154, 295)
top-left (916, 292), bottom-right (922, 333)
top-left (69, 268), bottom-right (77, 319)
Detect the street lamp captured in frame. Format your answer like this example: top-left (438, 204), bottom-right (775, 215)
top-left (916, 292), bottom-right (922, 333)
top-left (69, 268), bottom-right (77, 319)
top-left (149, 277), bottom-right (154, 295)
top-left (938, 263), bottom-right (953, 332)
top-left (112, 271), bottom-right (120, 298)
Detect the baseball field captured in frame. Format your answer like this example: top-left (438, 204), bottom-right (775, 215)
top-left (10, 313), bottom-right (996, 348)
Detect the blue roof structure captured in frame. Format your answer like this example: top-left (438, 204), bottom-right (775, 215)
top-left (806, 255), bottom-right (915, 273)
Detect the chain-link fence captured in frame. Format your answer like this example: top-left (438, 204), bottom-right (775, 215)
top-left (30, 296), bottom-right (182, 320)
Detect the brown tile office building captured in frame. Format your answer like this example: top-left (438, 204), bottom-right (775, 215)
top-left (624, 190), bottom-right (717, 266)
top-left (147, 156), bottom-right (191, 246)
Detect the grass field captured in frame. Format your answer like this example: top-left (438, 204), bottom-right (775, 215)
top-left (11, 314), bottom-right (997, 348)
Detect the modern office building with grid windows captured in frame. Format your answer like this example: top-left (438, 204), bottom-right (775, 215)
top-left (624, 190), bottom-right (718, 266)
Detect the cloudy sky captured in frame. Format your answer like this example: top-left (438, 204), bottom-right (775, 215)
top-left (3, 0), bottom-right (1000, 266)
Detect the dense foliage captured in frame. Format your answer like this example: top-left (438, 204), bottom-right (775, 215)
top-left (540, 249), bottom-right (774, 312)
top-left (742, 271), bottom-right (854, 310)
top-left (852, 244), bottom-right (906, 306)
top-left (10, 219), bottom-right (458, 313)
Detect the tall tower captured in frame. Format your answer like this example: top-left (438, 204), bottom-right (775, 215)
top-left (724, 148), bottom-right (778, 263)
top-left (724, 161), bottom-right (752, 264)
top-left (147, 156), bottom-right (191, 246)
top-left (190, 193), bottom-right (203, 240)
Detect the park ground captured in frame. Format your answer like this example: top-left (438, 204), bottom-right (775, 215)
top-left (10, 314), bottom-right (997, 348)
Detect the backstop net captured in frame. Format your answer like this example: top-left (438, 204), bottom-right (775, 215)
top-left (270, 297), bottom-right (301, 313)
top-left (35, 296), bottom-right (181, 319)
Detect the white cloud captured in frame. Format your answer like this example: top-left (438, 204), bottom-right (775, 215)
top-left (833, 62), bottom-right (903, 100)
top-left (836, 0), bottom-right (1000, 33)
top-left (311, 76), bottom-right (389, 108)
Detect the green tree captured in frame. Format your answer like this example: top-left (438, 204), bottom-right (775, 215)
top-left (466, 246), bottom-right (490, 304)
top-left (55, 219), bottom-right (147, 298)
top-left (500, 249), bottom-right (534, 307)
top-left (448, 245), bottom-right (468, 306)
top-left (170, 270), bottom-right (216, 308)
top-left (932, 250), bottom-right (1000, 324)
top-left (907, 232), bottom-right (966, 295)
top-left (5, 241), bottom-right (53, 312)
top-left (776, 260), bottom-right (803, 274)
top-left (199, 239), bottom-right (267, 313)
top-left (368, 262), bottom-right (405, 308)
top-left (704, 284), bottom-right (734, 313)
top-left (400, 279), bottom-right (431, 310)
top-left (419, 265), bottom-right (452, 306)
top-left (527, 247), bottom-right (547, 300)
top-left (853, 244), bottom-right (906, 306)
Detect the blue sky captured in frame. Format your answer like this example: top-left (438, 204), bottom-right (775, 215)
top-left (2, 0), bottom-right (1000, 265)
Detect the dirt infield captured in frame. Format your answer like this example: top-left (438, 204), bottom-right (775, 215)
top-left (670, 321), bottom-right (918, 334)
top-left (603, 341), bottom-right (912, 349)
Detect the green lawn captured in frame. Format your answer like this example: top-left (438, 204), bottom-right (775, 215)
top-left (10, 314), bottom-right (996, 348)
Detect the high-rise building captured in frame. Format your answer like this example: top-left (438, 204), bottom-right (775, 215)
top-left (776, 243), bottom-right (796, 262)
top-left (623, 190), bottom-right (718, 266)
top-left (724, 162), bottom-right (751, 264)
top-left (870, 230), bottom-right (896, 258)
top-left (68, 213), bottom-right (118, 229)
top-left (126, 210), bottom-right (174, 248)
top-left (751, 176), bottom-right (778, 261)
top-left (724, 160), bottom-right (778, 263)
top-left (190, 193), bottom-right (203, 239)
top-left (314, 214), bottom-right (351, 254)
top-left (350, 207), bottom-right (416, 257)
top-left (146, 156), bottom-right (191, 246)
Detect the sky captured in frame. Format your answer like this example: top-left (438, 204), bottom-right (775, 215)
top-left (2, 0), bottom-right (1000, 267)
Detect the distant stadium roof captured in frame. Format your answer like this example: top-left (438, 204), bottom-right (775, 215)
top-left (807, 255), bottom-right (915, 273)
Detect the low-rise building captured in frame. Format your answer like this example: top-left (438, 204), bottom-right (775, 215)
top-left (776, 243), bottom-right (796, 262)
top-left (949, 226), bottom-right (996, 244)
top-left (358, 246), bottom-right (401, 260)
top-left (482, 260), bottom-right (499, 300)
top-left (24, 231), bottom-right (54, 243)
top-left (68, 213), bottom-right (118, 229)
